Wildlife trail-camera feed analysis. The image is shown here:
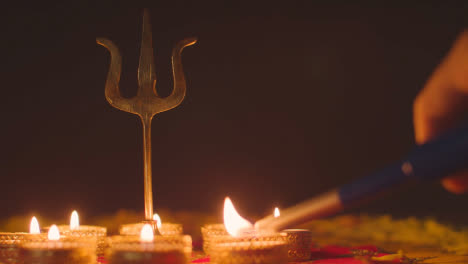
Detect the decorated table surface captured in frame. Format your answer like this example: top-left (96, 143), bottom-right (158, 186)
top-left (2, 212), bottom-right (468, 264)
top-left (190, 245), bottom-right (468, 264)
top-left (189, 213), bottom-right (468, 264)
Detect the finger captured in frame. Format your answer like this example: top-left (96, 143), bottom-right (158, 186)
top-left (441, 171), bottom-right (468, 194)
top-left (414, 30), bottom-right (468, 144)
top-left (413, 30), bottom-right (468, 194)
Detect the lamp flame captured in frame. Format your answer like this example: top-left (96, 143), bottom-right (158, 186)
top-left (223, 197), bottom-right (253, 237)
top-left (70, 210), bottom-right (79, 230)
top-left (29, 216), bottom-right (40, 234)
top-left (140, 224), bottom-right (154, 242)
top-left (274, 207), bottom-right (280, 218)
top-left (48, 225), bottom-right (60, 241)
top-left (153, 213), bottom-right (162, 229)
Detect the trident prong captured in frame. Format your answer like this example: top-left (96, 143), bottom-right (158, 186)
top-left (96, 9), bottom-right (197, 221)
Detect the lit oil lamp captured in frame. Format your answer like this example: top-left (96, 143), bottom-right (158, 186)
top-left (107, 224), bottom-right (192, 264)
top-left (53, 210), bottom-right (107, 237)
top-left (209, 198), bottom-right (288, 264)
top-left (0, 217), bottom-right (47, 264)
top-left (46, 210), bottom-right (106, 260)
top-left (19, 224), bottom-right (96, 264)
top-left (120, 213), bottom-right (183, 236)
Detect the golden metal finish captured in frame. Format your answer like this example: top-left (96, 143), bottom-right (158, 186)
top-left (120, 222), bottom-right (182, 236)
top-left (283, 229), bottom-right (312, 262)
top-left (200, 224), bottom-right (228, 255)
top-left (54, 225), bottom-right (107, 259)
top-left (19, 239), bottom-right (97, 264)
top-left (209, 232), bottom-right (288, 264)
top-left (96, 9), bottom-right (197, 220)
top-left (106, 235), bottom-right (192, 264)
top-left (0, 233), bottom-right (47, 264)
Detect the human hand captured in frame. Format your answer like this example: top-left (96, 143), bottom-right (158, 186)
top-left (413, 31), bottom-right (468, 194)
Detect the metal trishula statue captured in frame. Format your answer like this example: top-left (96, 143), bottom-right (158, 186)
top-left (96, 9), bottom-right (197, 221)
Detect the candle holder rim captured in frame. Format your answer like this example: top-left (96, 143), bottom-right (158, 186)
top-left (119, 222), bottom-right (183, 236)
top-left (50, 224), bottom-right (107, 230)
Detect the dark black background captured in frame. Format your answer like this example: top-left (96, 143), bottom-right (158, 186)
top-left (1, 2), bottom-right (467, 224)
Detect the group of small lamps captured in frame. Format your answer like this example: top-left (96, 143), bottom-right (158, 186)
top-left (0, 198), bottom-right (312, 264)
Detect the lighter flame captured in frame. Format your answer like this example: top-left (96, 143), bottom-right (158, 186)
top-left (223, 197), bottom-right (253, 237)
top-left (48, 225), bottom-right (60, 241)
top-left (29, 216), bottom-right (40, 234)
top-left (140, 224), bottom-right (154, 242)
top-left (153, 213), bottom-right (162, 229)
top-left (274, 207), bottom-right (280, 218)
top-left (70, 210), bottom-right (79, 230)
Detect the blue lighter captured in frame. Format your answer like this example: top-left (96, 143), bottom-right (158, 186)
top-left (255, 122), bottom-right (468, 232)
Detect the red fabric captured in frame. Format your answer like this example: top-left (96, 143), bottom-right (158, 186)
top-left (310, 258), bottom-right (364, 264)
top-left (192, 256), bottom-right (210, 263)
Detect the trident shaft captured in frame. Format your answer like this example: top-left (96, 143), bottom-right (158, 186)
top-left (97, 9), bottom-right (197, 220)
